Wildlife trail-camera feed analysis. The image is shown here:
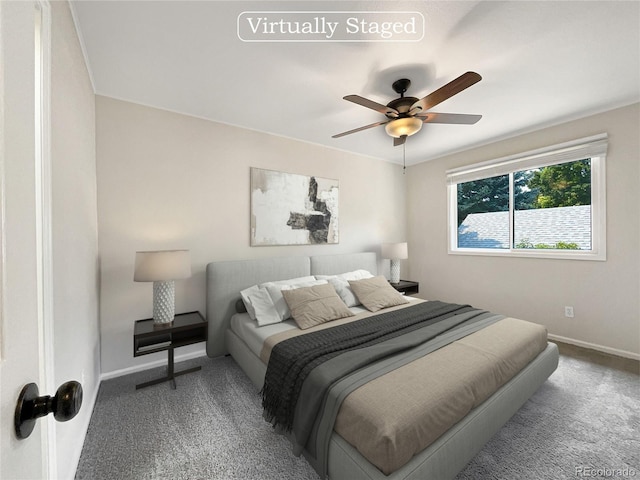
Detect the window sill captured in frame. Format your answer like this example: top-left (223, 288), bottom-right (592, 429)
top-left (448, 248), bottom-right (606, 261)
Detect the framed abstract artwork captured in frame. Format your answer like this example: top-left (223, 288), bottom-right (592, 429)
top-left (250, 168), bottom-right (339, 246)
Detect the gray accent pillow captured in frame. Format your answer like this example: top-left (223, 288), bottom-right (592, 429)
top-left (349, 275), bottom-right (410, 312)
top-left (235, 299), bottom-right (247, 313)
top-left (282, 283), bottom-right (354, 330)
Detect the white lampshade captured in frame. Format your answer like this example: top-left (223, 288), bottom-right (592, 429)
top-left (384, 117), bottom-right (423, 138)
top-left (381, 242), bottom-right (408, 260)
top-left (134, 250), bottom-right (191, 324)
top-left (134, 250), bottom-right (191, 282)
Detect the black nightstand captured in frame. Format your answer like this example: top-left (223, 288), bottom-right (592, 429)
top-left (390, 280), bottom-right (419, 296)
top-left (133, 311), bottom-right (207, 390)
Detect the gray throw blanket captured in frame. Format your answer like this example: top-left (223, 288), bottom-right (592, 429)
top-left (261, 301), bottom-right (478, 435)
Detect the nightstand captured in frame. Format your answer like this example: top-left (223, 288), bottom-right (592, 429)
top-left (390, 279), bottom-right (419, 296)
top-left (133, 311), bottom-right (207, 390)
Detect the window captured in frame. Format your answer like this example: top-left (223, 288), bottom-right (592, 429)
top-left (447, 134), bottom-right (607, 260)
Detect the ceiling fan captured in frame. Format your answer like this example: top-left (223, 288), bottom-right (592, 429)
top-left (332, 71), bottom-right (482, 147)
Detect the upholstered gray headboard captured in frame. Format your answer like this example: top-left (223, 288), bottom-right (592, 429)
top-left (205, 252), bottom-right (378, 357)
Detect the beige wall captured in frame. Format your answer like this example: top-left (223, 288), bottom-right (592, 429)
top-left (51, 2), bottom-right (100, 478)
top-left (407, 103), bottom-right (640, 357)
top-left (96, 96), bottom-right (407, 374)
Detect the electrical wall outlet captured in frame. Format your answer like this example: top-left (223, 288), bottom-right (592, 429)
top-left (564, 306), bottom-right (574, 318)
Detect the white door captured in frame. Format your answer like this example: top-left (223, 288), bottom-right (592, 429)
top-left (0, 1), bottom-right (51, 478)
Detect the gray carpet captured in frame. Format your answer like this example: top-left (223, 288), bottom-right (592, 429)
top-left (76, 350), bottom-right (639, 480)
top-left (456, 351), bottom-right (639, 479)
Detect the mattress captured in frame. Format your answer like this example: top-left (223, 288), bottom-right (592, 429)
top-left (229, 312), bottom-right (297, 359)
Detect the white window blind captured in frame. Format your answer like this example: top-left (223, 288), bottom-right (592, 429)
top-left (446, 133), bottom-right (608, 185)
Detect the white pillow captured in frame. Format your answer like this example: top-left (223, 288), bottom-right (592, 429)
top-left (268, 275), bottom-right (316, 286)
top-left (316, 269), bottom-right (374, 281)
top-left (240, 276), bottom-right (317, 324)
top-left (316, 270), bottom-right (374, 307)
top-left (249, 288), bottom-right (282, 327)
top-left (240, 285), bottom-right (260, 320)
top-left (264, 279), bottom-right (328, 321)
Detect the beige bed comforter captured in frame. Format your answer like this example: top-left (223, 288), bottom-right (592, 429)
top-left (261, 304), bottom-right (548, 475)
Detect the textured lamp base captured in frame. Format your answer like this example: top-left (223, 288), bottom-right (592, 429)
top-left (153, 281), bottom-right (175, 324)
top-left (390, 259), bottom-right (401, 284)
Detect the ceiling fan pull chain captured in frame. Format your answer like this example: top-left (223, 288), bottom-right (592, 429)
top-left (403, 142), bottom-right (406, 174)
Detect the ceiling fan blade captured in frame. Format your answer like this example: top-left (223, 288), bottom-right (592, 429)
top-left (332, 120), bottom-right (390, 138)
top-left (419, 112), bottom-right (482, 124)
top-left (410, 72), bottom-right (482, 113)
top-left (393, 135), bottom-right (407, 147)
top-left (344, 95), bottom-right (399, 117)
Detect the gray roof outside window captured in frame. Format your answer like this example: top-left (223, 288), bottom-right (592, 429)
top-left (458, 205), bottom-right (591, 250)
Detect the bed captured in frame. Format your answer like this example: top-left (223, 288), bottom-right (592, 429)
top-left (206, 252), bottom-right (559, 480)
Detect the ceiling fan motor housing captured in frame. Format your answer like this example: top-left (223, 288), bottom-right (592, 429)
top-left (386, 97), bottom-right (419, 116)
top-left (386, 79), bottom-right (421, 137)
top-left (388, 78), bottom-right (418, 116)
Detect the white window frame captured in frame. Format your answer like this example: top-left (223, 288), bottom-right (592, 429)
top-left (447, 133), bottom-right (607, 261)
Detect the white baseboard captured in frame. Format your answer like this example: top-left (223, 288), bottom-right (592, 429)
top-left (548, 333), bottom-right (640, 361)
top-left (100, 347), bottom-right (208, 381)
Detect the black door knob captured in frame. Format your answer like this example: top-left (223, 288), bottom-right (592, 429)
top-left (14, 381), bottom-right (83, 439)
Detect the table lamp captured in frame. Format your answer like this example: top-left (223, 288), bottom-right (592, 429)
top-left (381, 242), bottom-right (408, 284)
top-left (134, 250), bottom-right (191, 324)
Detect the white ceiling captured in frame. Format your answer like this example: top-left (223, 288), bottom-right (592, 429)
top-left (70, 1), bottom-right (640, 166)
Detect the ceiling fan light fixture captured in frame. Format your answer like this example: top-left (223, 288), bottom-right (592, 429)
top-left (385, 117), bottom-right (423, 138)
